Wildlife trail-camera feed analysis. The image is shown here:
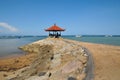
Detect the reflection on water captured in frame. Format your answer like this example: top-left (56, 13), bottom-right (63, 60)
top-left (0, 36), bottom-right (47, 57)
top-left (0, 36), bottom-right (120, 57)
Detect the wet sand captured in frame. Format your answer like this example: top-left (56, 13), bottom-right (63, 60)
top-left (0, 53), bottom-right (37, 80)
top-left (0, 53), bottom-right (37, 71)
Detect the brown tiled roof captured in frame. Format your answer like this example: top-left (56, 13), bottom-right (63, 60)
top-left (45, 24), bottom-right (65, 31)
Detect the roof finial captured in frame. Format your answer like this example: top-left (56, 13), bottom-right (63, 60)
top-left (54, 23), bottom-right (56, 26)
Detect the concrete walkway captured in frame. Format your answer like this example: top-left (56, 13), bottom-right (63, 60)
top-left (83, 47), bottom-right (94, 80)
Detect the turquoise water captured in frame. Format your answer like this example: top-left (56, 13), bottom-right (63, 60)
top-left (64, 36), bottom-right (120, 46)
top-left (0, 36), bottom-right (120, 57)
top-left (0, 36), bottom-right (47, 57)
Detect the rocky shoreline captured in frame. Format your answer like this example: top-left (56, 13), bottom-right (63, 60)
top-left (0, 38), bottom-right (88, 80)
top-left (0, 38), bottom-right (120, 80)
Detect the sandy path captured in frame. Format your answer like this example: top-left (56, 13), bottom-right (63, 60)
top-left (79, 42), bottom-right (120, 80)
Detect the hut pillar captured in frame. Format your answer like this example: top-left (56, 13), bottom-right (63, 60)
top-left (45, 24), bottom-right (65, 38)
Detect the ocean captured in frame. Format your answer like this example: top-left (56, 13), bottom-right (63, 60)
top-left (0, 35), bottom-right (120, 57)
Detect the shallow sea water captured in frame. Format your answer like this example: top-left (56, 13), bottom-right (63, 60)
top-left (0, 36), bottom-right (120, 57)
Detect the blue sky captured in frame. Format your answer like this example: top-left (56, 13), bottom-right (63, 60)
top-left (0, 0), bottom-right (120, 35)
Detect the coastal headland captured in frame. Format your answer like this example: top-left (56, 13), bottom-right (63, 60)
top-left (0, 38), bottom-right (120, 80)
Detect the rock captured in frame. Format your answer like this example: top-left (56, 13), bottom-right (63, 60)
top-left (38, 72), bottom-right (46, 76)
top-left (68, 77), bottom-right (76, 80)
top-left (51, 53), bottom-right (61, 68)
top-left (25, 76), bottom-right (48, 80)
top-left (3, 74), bottom-right (8, 77)
top-left (3, 38), bottom-right (87, 80)
top-left (61, 60), bottom-right (83, 74)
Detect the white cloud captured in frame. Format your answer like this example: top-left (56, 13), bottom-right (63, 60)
top-left (0, 22), bottom-right (18, 32)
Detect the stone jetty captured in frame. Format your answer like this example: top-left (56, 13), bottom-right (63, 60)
top-left (2, 38), bottom-right (88, 80)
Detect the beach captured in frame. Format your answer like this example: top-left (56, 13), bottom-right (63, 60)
top-left (79, 42), bottom-right (120, 80)
top-left (0, 38), bottom-right (120, 80)
top-left (1, 0), bottom-right (120, 79)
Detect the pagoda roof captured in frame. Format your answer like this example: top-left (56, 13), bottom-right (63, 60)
top-left (45, 24), bottom-right (65, 31)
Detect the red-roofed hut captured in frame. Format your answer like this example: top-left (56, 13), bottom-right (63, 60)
top-left (45, 24), bottom-right (65, 38)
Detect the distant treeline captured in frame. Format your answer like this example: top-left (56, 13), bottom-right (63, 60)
top-left (0, 35), bottom-right (120, 39)
top-left (62, 35), bottom-right (120, 37)
top-left (0, 36), bottom-right (47, 39)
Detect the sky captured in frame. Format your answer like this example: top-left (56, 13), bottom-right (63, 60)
top-left (0, 0), bottom-right (120, 35)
